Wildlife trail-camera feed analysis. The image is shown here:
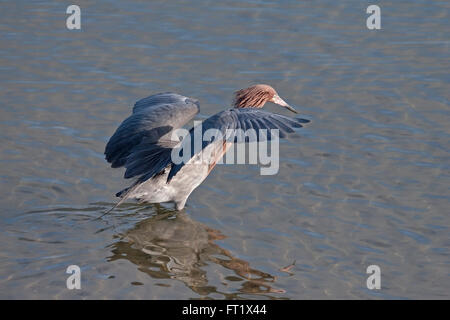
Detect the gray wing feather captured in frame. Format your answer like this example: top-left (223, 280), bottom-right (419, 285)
top-left (167, 108), bottom-right (310, 181)
top-left (104, 93), bottom-right (199, 169)
top-left (123, 139), bottom-right (178, 181)
top-left (133, 92), bottom-right (193, 113)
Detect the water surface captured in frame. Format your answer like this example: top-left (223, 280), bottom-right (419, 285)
top-left (0, 0), bottom-right (449, 299)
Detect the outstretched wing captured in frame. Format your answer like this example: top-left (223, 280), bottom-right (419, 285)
top-left (167, 108), bottom-right (310, 181)
top-left (104, 92), bottom-right (199, 169)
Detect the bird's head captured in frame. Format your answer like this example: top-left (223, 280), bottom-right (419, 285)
top-left (233, 84), bottom-right (298, 114)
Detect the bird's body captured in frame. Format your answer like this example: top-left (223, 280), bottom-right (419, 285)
top-left (119, 140), bottom-right (225, 210)
top-left (104, 85), bottom-right (309, 212)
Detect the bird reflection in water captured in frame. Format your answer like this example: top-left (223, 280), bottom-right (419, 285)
top-left (107, 205), bottom-right (285, 298)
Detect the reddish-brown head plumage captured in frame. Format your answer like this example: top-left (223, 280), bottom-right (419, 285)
top-left (233, 84), bottom-right (276, 109)
top-left (233, 84), bottom-right (298, 113)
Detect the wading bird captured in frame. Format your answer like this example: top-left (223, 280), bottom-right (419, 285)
top-left (104, 84), bottom-right (309, 213)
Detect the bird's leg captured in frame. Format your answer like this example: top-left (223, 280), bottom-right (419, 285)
top-left (175, 198), bottom-right (187, 211)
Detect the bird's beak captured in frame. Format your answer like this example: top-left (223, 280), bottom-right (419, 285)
top-left (271, 94), bottom-right (298, 114)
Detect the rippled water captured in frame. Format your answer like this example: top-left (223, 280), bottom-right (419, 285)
top-left (0, 0), bottom-right (449, 299)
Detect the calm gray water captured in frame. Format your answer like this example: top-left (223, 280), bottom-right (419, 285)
top-left (0, 0), bottom-right (449, 299)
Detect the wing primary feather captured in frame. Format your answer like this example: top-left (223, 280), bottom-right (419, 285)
top-left (95, 181), bottom-right (142, 220)
top-left (166, 108), bottom-right (309, 182)
top-left (105, 93), bottom-right (199, 170)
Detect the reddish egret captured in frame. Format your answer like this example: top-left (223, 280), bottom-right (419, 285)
top-left (104, 84), bottom-right (309, 213)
